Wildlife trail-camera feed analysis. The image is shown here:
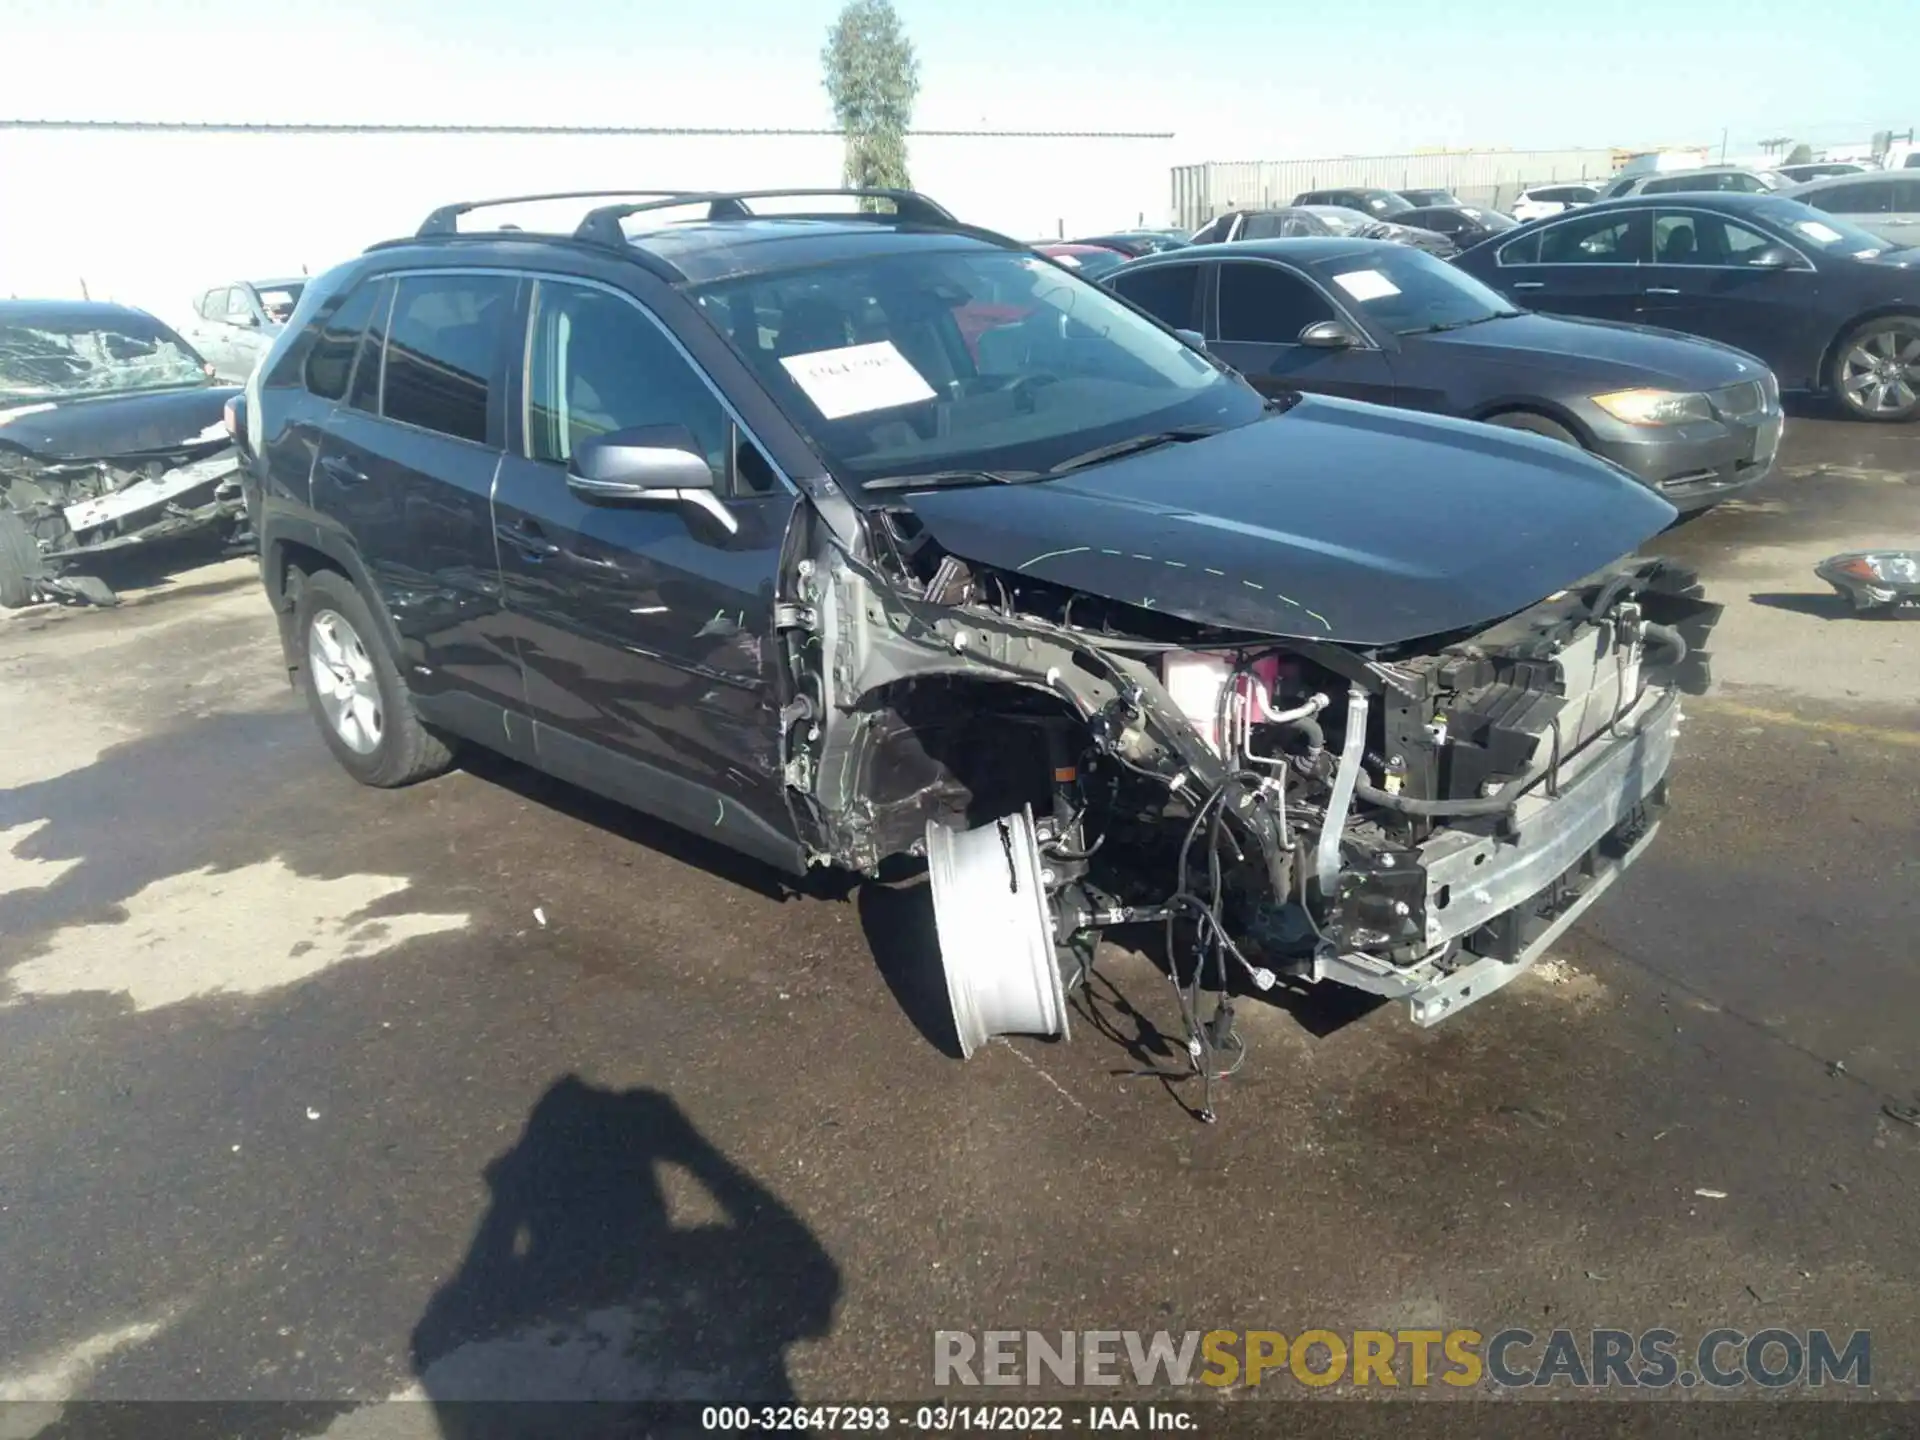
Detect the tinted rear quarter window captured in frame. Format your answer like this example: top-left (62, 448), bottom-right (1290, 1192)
top-left (301, 281), bottom-right (384, 400)
top-left (1112, 263), bottom-right (1201, 328)
top-left (381, 275), bottom-right (516, 444)
top-left (347, 279), bottom-right (395, 413)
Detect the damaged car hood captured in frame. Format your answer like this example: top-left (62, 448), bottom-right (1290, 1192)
top-left (897, 395), bottom-right (1676, 646)
top-left (0, 385), bottom-right (236, 462)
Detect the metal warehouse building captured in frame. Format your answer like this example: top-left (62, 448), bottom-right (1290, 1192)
top-left (1173, 147), bottom-right (1623, 228)
top-left (0, 120), bottom-right (1174, 328)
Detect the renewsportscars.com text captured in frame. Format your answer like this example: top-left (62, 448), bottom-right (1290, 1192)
top-left (933, 1327), bottom-right (1871, 1390)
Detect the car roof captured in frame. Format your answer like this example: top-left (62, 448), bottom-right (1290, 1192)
top-left (246, 276), bottom-right (307, 289)
top-left (0, 298), bottom-right (158, 327)
top-left (1781, 171), bottom-right (1898, 195)
top-left (367, 191), bottom-right (1027, 287)
top-left (1126, 237), bottom-right (1388, 265)
top-left (1569, 191), bottom-right (1793, 217)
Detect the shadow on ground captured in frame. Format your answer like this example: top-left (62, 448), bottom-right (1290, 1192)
top-left (410, 1077), bottom-right (839, 1436)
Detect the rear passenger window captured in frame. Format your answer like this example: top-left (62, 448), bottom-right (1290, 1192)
top-left (1112, 264), bottom-right (1201, 329)
top-left (302, 281), bottom-right (384, 400)
top-left (526, 281), bottom-right (742, 488)
top-left (381, 275), bottom-right (515, 444)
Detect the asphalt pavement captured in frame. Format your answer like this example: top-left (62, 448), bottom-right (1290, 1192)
top-left (0, 413), bottom-right (1916, 1432)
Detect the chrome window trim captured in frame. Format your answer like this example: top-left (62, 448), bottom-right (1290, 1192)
top-left (353, 264), bottom-right (796, 495)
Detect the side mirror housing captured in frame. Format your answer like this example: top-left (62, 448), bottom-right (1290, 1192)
top-left (1174, 327), bottom-right (1208, 352)
top-left (566, 425), bottom-right (737, 532)
top-left (1745, 244), bottom-right (1801, 270)
top-left (1298, 319), bottom-right (1363, 349)
top-left (231, 312), bottom-right (260, 328)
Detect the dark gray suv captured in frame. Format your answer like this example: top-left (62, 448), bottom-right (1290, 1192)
top-left (238, 187), bottom-right (1719, 1082)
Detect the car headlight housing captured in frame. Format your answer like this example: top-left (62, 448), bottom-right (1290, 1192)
top-left (1591, 388), bottom-right (1716, 426)
top-left (1816, 550), bottom-right (1920, 611)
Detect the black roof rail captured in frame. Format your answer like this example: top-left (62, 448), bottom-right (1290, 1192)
top-left (573, 187), bottom-right (961, 247)
top-left (416, 190), bottom-right (693, 237)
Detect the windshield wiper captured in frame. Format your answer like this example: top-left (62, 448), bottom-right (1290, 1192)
top-left (1046, 425), bottom-right (1222, 476)
top-left (1397, 312), bottom-right (1517, 336)
top-left (861, 467), bottom-right (1043, 492)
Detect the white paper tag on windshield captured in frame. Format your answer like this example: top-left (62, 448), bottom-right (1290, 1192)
top-left (1331, 269), bottom-right (1401, 301)
top-left (780, 340), bottom-right (937, 420)
top-left (1795, 220), bottom-right (1843, 244)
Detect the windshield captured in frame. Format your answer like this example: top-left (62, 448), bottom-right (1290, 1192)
top-left (691, 247), bottom-right (1264, 487)
top-left (1306, 246), bottom-right (1522, 335)
top-left (1458, 206), bottom-right (1518, 232)
top-left (1046, 249), bottom-right (1126, 281)
top-left (1750, 198), bottom-right (1895, 258)
top-left (255, 283), bottom-right (305, 325)
top-left (0, 313), bottom-right (210, 402)
top-left (1364, 191), bottom-right (1416, 217)
top-left (1301, 206), bottom-right (1377, 235)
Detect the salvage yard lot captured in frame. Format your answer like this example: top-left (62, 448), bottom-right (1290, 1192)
top-left (0, 413), bottom-right (1916, 1415)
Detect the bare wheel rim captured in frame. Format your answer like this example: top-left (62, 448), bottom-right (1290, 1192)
top-left (1841, 326), bottom-right (1920, 415)
top-left (307, 608), bottom-right (384, 755)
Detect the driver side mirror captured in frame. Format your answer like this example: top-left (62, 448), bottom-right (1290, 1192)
top-left (1744, 244), bottom-right (1800, 270)
top-left (230, 312), bottom-right (260, 328)
top-left (1174, 327), bottom-right (1208, 352)
top-left (567, 424), bottom-right (738, 534)
top-left (1298, 320), bottom-right (1362, 349)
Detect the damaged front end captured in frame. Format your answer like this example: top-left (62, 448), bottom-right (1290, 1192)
top-left (774, 500), bottom-right (1719, 1113)
top-left (0, 415), bottom-right (246, 607)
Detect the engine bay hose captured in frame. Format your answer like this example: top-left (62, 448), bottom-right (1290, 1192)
top-left (1642, 621), bottom-right (1687, 667)
top-left (1314, 685), bottom-right (1369, 898)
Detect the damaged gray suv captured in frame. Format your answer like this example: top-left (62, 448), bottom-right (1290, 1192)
top-left (240, 188), bottom-right (1720, 1105)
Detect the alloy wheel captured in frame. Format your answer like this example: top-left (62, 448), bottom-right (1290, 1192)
top-left (307, 608), bottom-right (384, 755)
top-left (1840, 325), bottom-right (1920, 417)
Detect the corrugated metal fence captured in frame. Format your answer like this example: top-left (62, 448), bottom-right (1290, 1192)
top-left (1172, 149), bottom-right (1622, 229)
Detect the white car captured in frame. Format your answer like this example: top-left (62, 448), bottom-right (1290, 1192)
top-left (1510, 184), bottom-right (1600, 222)
top-left (1784, 171), bottom-right (1920, 246)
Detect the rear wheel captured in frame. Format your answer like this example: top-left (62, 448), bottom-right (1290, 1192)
top-left (1831, 317), bottom-right (1920, 423)
top-left (295, 568), bottom-right (454, 787)
top-left (0, 507), bottom-right (47, 609)
top-left (1486, 411), bottom-right (1582, 446)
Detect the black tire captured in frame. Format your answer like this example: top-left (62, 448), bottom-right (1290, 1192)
top-left (1830, 316), bottom-right (1920, 423)
top-left (0, 506), bottom-right (46, 609)
top-left (1486, 411), bottom-right (1582, 446)
top-left (294, 568), bottom-right (454, 788)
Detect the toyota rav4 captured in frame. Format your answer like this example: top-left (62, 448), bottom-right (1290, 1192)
top-left (240, 188), bottom-right (1720, 1108)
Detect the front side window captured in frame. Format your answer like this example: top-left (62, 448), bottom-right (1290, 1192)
top-left (199, 289), bottom-right (228, 320)
top-left (691, 247), bottom-right (1260, 488)
top-left (380, 275), bottom-right (515, 444)
top-left (1109, 264), bottom-right (1202, 329)
top-left (1217, 263), bottom-right (1337, 343)
top-left (303, 280), bottom-right (384, 401)
top-left (225, 289), bottom-right (258, 323)
top-left (525, 281), bottom-right (732, 482)
top-left (0, 310), bottom-right (210, 402)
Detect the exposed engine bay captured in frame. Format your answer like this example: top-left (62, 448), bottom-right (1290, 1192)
top-left (0, 425), bottom-right (246, 607)
top-left (772, 500), bottom-right (1720, 1118)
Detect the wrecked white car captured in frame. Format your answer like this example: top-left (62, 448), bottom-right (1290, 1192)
top-left (247, 189), bottom-right (1722, 1117)
top-left (0, 299), bottom-right (248, 607)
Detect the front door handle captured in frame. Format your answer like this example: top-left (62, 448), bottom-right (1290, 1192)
top-left (1510, 281), bottom-right (1545, 290)
top-left (1643, 287), bottom-right (1681, 295)
top-left (495, 520), bottom-right (561, 559)
top-left (318, 454), bottom-right (368, 486)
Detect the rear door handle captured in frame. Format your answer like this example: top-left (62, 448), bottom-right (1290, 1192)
top-left (318, 455), bottom-right (368, 486)
top-left (1510, 281), bottom-right (1545, 290)
top-left (1643, 287), bottom-right (1681, 295)
top-left (495, 519), bottom-right (560, 558)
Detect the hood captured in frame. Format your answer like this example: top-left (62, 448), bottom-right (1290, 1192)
top-left (0, 384), bottom-right (237, 461)
top-left (1417, 312), bottom-right (1766, 389)
top-left (897, 396), bottom-right (1676, 647)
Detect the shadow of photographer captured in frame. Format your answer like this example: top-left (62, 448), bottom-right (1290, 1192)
top-left (410, 1076), bottom-right (839, 1438)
